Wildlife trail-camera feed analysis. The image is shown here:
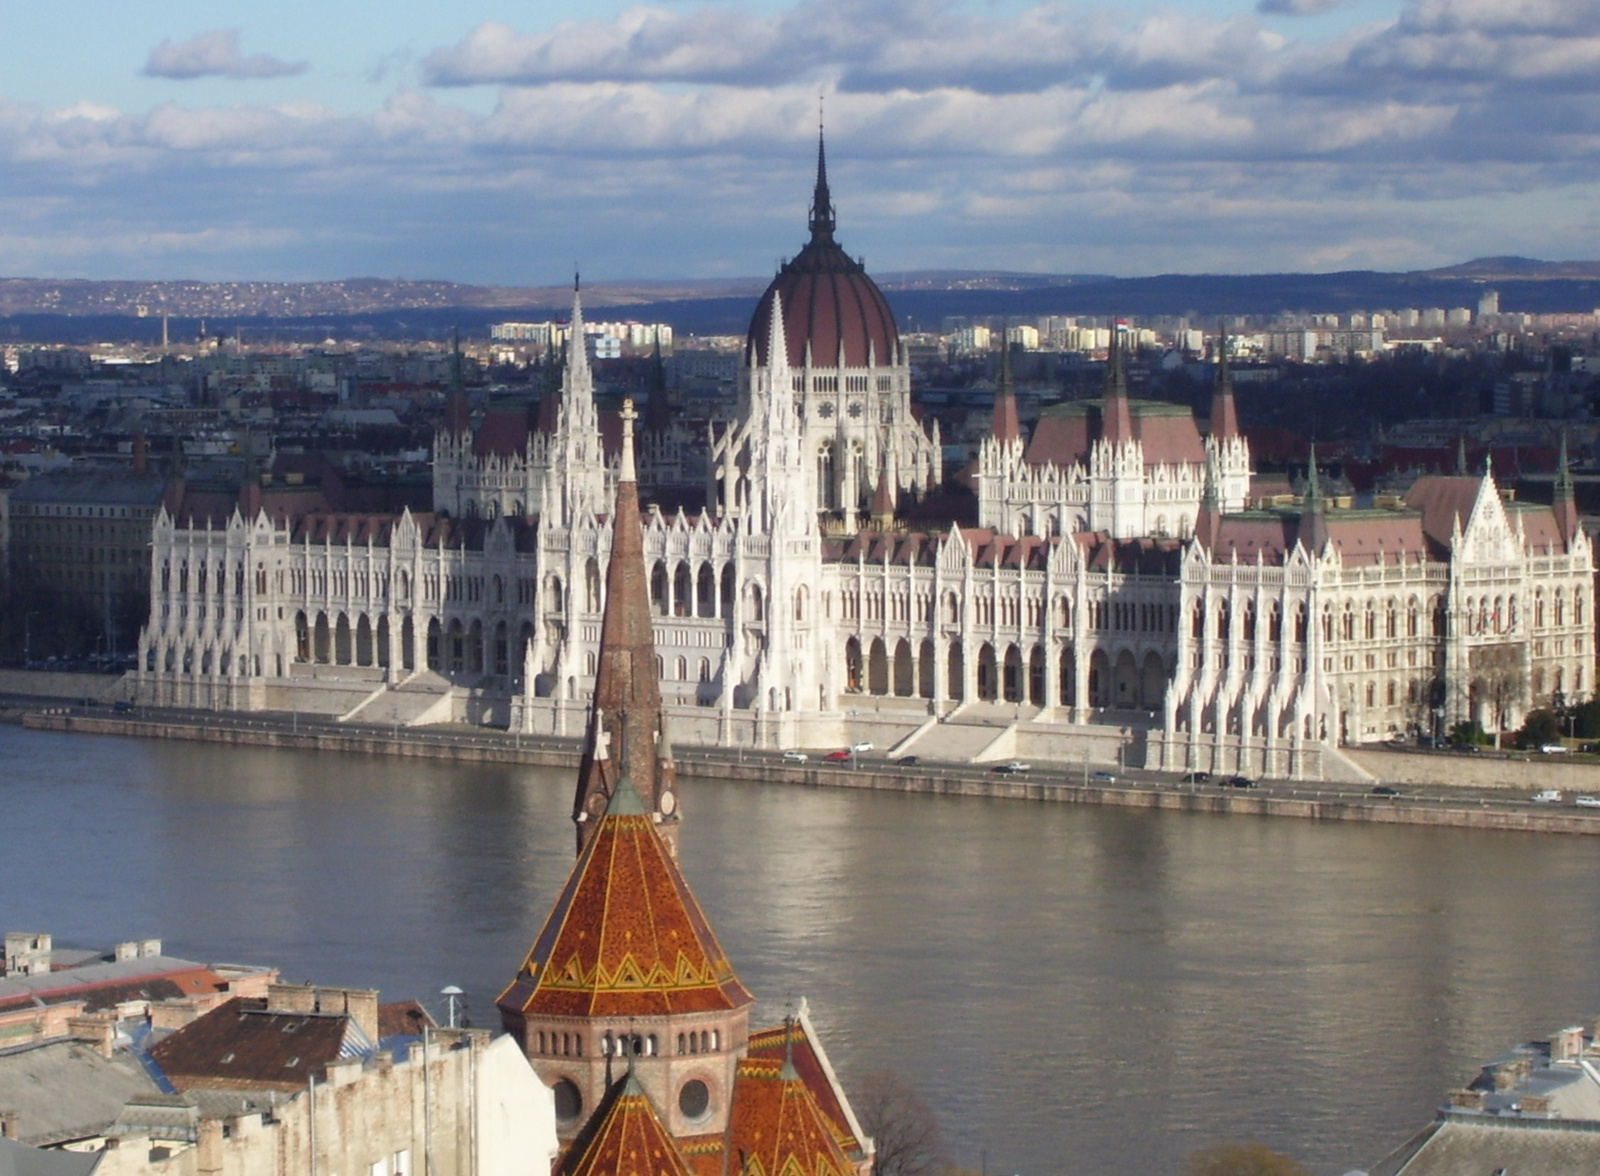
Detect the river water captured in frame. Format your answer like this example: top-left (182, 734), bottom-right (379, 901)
top-left (6, 725), bottom-right (1600, 1175)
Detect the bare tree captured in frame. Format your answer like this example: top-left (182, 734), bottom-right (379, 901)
top-left (853, 1070), bottom-right (948, 1176)
top-left (1184, 1143), bottom-right (1310, 1176)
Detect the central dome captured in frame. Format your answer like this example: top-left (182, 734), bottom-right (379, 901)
top-left (744, 134), bottom-right (900, 370)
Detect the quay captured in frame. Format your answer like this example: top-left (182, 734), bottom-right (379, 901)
top-left (9, 697), bottom-right (1600, 837)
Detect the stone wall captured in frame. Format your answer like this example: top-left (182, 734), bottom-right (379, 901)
top-left (1347, 746), bottom-right (1600, 792)
top-left (0, 670), bottom-right (131, 702)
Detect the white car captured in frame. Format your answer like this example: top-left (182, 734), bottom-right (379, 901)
top-left (850, 742), bottom-right (874, 754)
top-left (781, 750), bottom-right (808, 763)
top-left (1575, 795), bottom-right (1600, 808)
top-left (1532, 789), bottom-right (1564, 804)
top-left (1540, 743), bottom-right (1571, 754)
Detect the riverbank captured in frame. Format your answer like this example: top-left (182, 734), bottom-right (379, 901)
top-left (14, 705), bottom-right (1600, 836)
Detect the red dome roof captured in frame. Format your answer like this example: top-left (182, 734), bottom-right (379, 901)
top-left (744, 133), bottom-right (900, 370)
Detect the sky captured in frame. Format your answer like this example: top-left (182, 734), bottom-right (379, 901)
top-left (5, 0), bottom-right (1600, 284)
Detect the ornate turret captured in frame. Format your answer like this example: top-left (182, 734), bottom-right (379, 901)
top-left (571, 399), bottom-right (679, 856)
top-left (498, 741), bottom-right (753, 1143)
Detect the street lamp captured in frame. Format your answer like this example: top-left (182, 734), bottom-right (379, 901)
top-left (441, 985), bottom-right (464, 1029)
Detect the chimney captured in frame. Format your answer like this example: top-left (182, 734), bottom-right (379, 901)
top-left (266, 984), bottom-right (317, 1015)
top-left (1447, 1089), bottom-right (1485, 1111)
top-left (1550, 1026), bottom-right (1585, 1062)
top-left (114, 942), bottom-right (139, 962)
top-left (67, 1014), bottom-right (116, 1059)
top-left (0, 1111), bottom-right (19, 1140)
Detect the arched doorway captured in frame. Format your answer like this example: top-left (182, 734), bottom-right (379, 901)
top-left (977, 643), bottom-right (997, 701)
top-left (868, 638), bottom-right (889, 695)
top-left (893, 640), bottom-right (913, 697)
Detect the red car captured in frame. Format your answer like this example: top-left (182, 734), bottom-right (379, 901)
top-left (824, 749), bottom-right (852, 762)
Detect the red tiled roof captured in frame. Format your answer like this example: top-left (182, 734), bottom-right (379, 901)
top-left (561, 1075), bottom-right (695, 1176)
top-left (725, 1056), bottom-right (855, 1176)
top-left (496, 805), bottom-right (752, 1020)
top-left (747, 1022), bottom-right (863, 1157)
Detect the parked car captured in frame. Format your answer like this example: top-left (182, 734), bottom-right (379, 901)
top-left (823, 750), bottom-right (851, 762)
top-left (1091, 770), bottom-right (1117, 783)
top-left (850, 742), bottom-right (874, 754)
top-left (1226, 776), bottom-right (1258, 789)
top-left (1575, 795), bottom-right (1600, 808)
top-left (1179, 771), bottom-right (1211, 783)
top-left (894, 755), bottom-right (920, 766)
top-left (1532, 789), bottom-right (1563, 804)
top-left (781, 750), bottom-right (808, 763)
top-left (1371, 785), bottom-right (1401, 797)
top-left (112, 700), bottom-right (133, 713)
top-left (990, 761), bottom-right (1031, 775)
top-left (1539, 743), bottom-right (1570, 754)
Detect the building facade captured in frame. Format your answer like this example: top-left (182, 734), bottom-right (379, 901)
top-left (133, 143), bottom-right (1595, 778)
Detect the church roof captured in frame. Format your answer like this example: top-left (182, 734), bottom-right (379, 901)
top-left (725, 1053), bottom-right (858, 1176)
top-left (1026, 398), bottom-right (1206, 468)
top-left (747, 1019), bottom-right (867, 1159)
top-left (745, 132), bottom-right (898, 370)
top-left (561, 1072), bottom-right (697, 1176)
top-left (495, 785), bottom-right (752, 1020)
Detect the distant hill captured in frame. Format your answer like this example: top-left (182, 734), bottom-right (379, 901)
top-left (1, 258), bottom-right (1598, 343)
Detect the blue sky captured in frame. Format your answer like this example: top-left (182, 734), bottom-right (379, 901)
top-left (4, 0), bottom-right (1599, 284)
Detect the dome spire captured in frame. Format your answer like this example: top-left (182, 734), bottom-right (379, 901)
top-left (809, 104), bottom-right (835, 243)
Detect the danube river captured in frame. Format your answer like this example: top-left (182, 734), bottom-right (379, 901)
top-left (7, 725), bottom-right (1600, 1175)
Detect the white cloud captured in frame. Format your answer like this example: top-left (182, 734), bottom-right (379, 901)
top-left (4, 0), bottom-right (1600, 281)
top-left (143, 29), bottom-right (307, 81)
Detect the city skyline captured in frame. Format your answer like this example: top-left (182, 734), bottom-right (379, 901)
top-left (5, 0), bottom-right (1600, 283)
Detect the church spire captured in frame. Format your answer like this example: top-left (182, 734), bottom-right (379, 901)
top-left (1103, 318), bottom-right (1133, 444)
top-left (571, 397), bottom-right (679, 857)
top-left (992, 326), bottom-right (1021, 445)
top-left (1210, 323), bottom-right (1239, 440)
top-left (567, 272), bottom-right (590, 389)
top-left (1195, 455), bottom-right (1221, 547)
top-left (1554, 428), bottom-right (1579, 545)
top-left (808, 119), bottom-right (836, 244)
top-left (1301, 442), bottom-right (1329, 555)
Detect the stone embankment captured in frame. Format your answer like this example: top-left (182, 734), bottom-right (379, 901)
top-left (14, 707), bottom-right (1600, 836)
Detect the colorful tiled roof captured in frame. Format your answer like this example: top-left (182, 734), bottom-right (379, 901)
top-left (746, 1019), bottom-right (865, 1158)
top-left (496, 782), bottom-right (752, 1020)
top-left (725, 1054), bottom-right (857, 1176)
top-left (561, 1072), bottom-right (697, 1176)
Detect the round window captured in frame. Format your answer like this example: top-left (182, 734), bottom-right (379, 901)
top-left (553, 1078), bottom-right (583, 1123)
top-left (678, 1078), bottom-right (710, 1120)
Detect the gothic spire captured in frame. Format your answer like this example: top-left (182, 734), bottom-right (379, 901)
top-left (1103, 318), bottom-right (1133, 444)
top-left (808, 121), bottom-right (836, 244)
top-left (1554, 428), bottom-right (1579, 545)
top-left (567, 272), bottom-right (590, 388)
top-left (1211, 323), bottom-right (1239, 441)
top-left (1195, 453), bottom-right (1221, 547)
top-left (1301, 442), bottom-right (1329, 555)
top-left (571, 397), bottom-right (679, 857)
top-left (992, 324), bottom-right (1021, 445)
